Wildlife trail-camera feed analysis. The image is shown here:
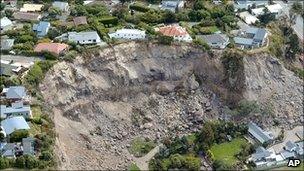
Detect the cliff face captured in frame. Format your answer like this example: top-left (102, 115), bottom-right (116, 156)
top-left (40, 42), bottom-right (303, 170)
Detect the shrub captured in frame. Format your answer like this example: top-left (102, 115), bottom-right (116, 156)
top-left (0, 157), bottom-right (11, 169)
top-left (157, 35), bottom-right (173, 45)
top-left (39, 150), bottom-right (53, 161)
top-left (99, 17), bottom-right (118, 26)
top-left (10, 130), bottom-right (29, 142)
top-left (32, 117), bottom-right (43, 125)
top-left (129, 138), bottom-right (156, 157)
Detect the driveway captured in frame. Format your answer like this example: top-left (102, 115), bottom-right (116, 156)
top-left (270, 126), bottom-right (303, 153)
top-left (134, 144), bottom-right (162, 170)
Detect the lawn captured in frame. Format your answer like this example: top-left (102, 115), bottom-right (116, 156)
top-left (210, 138), bottom-right (248, 166)
top-left (129, 163), bottom-right (140, 171)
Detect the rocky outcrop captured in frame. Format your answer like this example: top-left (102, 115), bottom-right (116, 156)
top-left (40, 42), bottom-right (303, 170)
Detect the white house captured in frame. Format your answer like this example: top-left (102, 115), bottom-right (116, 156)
top-left (239, 11), bottom-right (259, 24)
top-left (52, 1), bottom-right (69, 12)
top-left (157, 24), bottom-right (192, 42)
top-left (57, 31), bottom-right (101, 45)
top-left (0, 101), bottom-right (32, 119)
top-left (266, 4), bottom-right (283, 17)
top-left (1, 116), bottom-right (30, 135)
top-left (0, 17), bottom-right (13, 33)
top-left (109, 29), bottom-right (146, 40)
top-left (251, 7), bottom-right (265, 16)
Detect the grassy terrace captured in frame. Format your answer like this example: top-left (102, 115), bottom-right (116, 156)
top-left (210, 138), bottom-right (248, 166)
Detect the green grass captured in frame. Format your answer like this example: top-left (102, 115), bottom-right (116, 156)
top-left (129, 138), bottom-right (156, 157)
top-left (210, 138), bottom-right (248, 166)
top-left (129, 163), bottom-right (140, 171)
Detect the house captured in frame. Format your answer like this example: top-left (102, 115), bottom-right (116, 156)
top-left (1, 143), bottom-right (16, 158)
top-left (109, 29), bottom-right (146, 40)
top-left (157, 24), bottom-right (192, 42)
top-left (3, 86), bottom-right (26, 100)
top-left (251, 7), bottom-right (265, 16)
top-left (160, 0), bottom-right (184, 13)
top-left (0, 17), bottom-right (13, 32)
top-left (239, 11), bottom-right (259, 24)
top-left (34, 43), bottom-right (69, 56)
top-left (212, 0), bottom-right (222, 5)
top-left (250, 146), bottom-right (283, 168)
top-left (248, 122), bottom-right (274, 144)
top-left (1, 116), bottom-right (30, 135)
top-left (1, 38), bottom-right (14, 50)
top-left (13, 12), bottom-right (41, 21)
top-left (234, 27), bottom-right (267, 49)
top-left (0, 63), bottom-right (18, 77)
top-left (266, 4), bottom-right (282, 17)
top-left (234, 0), bottom-right (268, 11)
top-left (198, 34), bottom-right (229, 49)
top-left (0, 101), bottom-right (32, 119)
top-left (58, 31), bottom-right (101, 45)
top-left (73, 16), bottom-right (87, 26)
top-left (33, 21), bottom-right (50, 37)
top-left (20, 4), bottom-right (44, 12)
top-left (52, 1), bottom-right (69, 12)
top-left (284, 141), bottom-right (304, 157)
top-left (22, 137), bottom-right (35, 155)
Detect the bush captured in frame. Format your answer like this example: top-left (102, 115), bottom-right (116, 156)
top-left (158, 35), bottom-right (173, 45)
top-left (0, 157), bottom-right (11, 169)
top-left (99, 17), bottom-right (118, 26)
top-left (10, 130), bottom-right (29, 142)
top-left (32, 117), bottom-right (43, 125)
top-left (129, 3), bottom-right (150, 12)
top-left (39, 150), bottom-right (53, 161)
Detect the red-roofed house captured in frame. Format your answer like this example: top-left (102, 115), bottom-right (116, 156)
top-left (34, 43), bottom-right (69, 56)
top-left (157, 24), bottom-right (192, 42)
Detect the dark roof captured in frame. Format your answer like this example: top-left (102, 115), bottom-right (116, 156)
top-left (248, 122), bottom-right (273, 143)
top-left (6, 86), bottom-right (26, 99)
top-left (0, 63), bottom-right (17, 76)
top-left (199, 34), bottom-right (229, 44)
top-left (252, 146), bottom-right (271, 160)
top-left (253, 28), bottom-right (267, 42)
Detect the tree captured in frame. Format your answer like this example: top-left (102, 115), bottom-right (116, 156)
top-left (119, 0), bottom-right (131, 5)
top-left (25, 63), bottom-right (44, 87)
top-left (291, 1), bottom-right (303, 15)
top-left (48, 7), bottom-right (62, 17)
top-left (39, 150), bottom-right (53, 161)
top-left (163, 10), bottom-right (176, 23)
top-left (198, 122), bottom-right (215, 150)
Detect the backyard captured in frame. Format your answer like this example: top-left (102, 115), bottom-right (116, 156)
top-left (210, 138), bottom-right (248, 166)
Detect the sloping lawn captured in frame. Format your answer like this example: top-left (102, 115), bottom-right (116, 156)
top-left (210, 138), bottom-right (248, 166)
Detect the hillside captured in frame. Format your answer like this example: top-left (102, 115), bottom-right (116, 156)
top-left (39, 42), bottom-right (303, 170)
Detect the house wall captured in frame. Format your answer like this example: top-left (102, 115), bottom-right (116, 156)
top-left (173, 35), bottom-right (192, 42)
top-left (1, 110), bottom-right (32, 119)
top-left (110, 32), bottom-right (146, 40)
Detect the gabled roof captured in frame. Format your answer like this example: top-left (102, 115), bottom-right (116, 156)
top-left (34, 43), bottom-right (68, 56)
top-left (248, 122), bottom-right (273, 143)
top-left (0, 102), bottom-right (30, 118)
top-left (6, 86), bottom-right (26, 99)
top-left (1, 38), bottom-right (14, 50)
top-left (1, 116), bottom-right (30, 135)
top-left (13, 12), bottom-right (41, 21)
top-left (33, 21), bottom-right (50, 37)
top-left (253, 28), bottom-right (267, 42)
top-left (252, 146), bottom-right (271, 161)
top-left (0, 17), bottom-right (13, 28)
top-left (0, 63), bottom-right (17, 76)
top-left (73, 16), bottom-right (87, 26)
top-left (266, 4), bottom-right (282, 13)
top-left (158, 25), bottom-right (189, 37)
top-left (112, 29), bottom-right (145, 35)
top-left (280, 150), bottom-right (295, 159)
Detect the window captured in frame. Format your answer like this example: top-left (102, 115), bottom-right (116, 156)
top-left (93, 39), bottom-right (96, 42)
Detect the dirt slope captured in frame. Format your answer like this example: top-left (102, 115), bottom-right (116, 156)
top-left (40, 42), bottom-right (303, 170)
